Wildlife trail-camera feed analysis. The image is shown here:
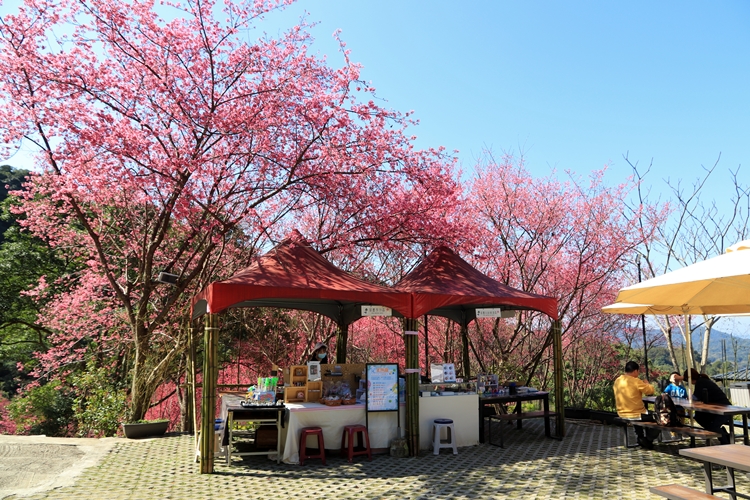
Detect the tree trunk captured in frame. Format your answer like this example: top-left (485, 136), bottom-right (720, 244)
top-left (460, 322), bottom-right (470, 380)
top-left (129, 322), bottom-right (152, 422)
top-left (553, 320), bottom-right (565, 438)
top-left (664, 325), bottom-right (680, 372)
top-left (699, 316), bottom-right (717, 373)
top-left (335, 322), bottom-right (348, 364)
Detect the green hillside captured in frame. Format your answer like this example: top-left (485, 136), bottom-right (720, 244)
top-left (633, 328), bottom-right (750, 377)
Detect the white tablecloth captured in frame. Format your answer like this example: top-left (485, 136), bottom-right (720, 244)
top-left (279, 402), bottom-right (404, 464)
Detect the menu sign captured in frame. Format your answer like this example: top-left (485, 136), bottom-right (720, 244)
top-left (366, 364), bottom-right (399, 412)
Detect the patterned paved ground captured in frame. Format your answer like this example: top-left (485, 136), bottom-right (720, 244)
top-left (4, 419), bottom-right (749, 499)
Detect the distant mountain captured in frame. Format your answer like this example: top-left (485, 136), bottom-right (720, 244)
top-left (691, 328), bottom-right (750, 367)
top-left (626, 327), bottom-right (750, 368)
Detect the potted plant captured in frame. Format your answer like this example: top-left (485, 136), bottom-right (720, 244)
top-left (122, 419), bottom-right (170, 439)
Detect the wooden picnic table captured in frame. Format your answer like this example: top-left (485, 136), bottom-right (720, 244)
top-left (681, 444), bottom-right (750, 499)
top-left (644, 396), bottom-right (750, 445)
top-left (478, 391), bottom-right (559, 445)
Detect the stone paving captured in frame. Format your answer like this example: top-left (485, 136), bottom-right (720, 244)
top-left (5, 419), bottom-right (750, 499)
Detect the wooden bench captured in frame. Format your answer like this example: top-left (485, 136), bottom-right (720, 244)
top-left (616, 418), bottom-right (720, 448)
top-left (650, 484), bottom-right (721, 499)
top-left (488, 411), bottom-right (557, 448)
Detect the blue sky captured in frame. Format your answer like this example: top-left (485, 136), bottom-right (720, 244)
top-left (257, 1), bottom-right (749, 198)
top-left (2, 0), bottom-right (749, 335)
top-left (258, 0), bottom-right (750, 337)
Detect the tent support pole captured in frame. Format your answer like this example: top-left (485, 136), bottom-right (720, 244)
top-left (200, 313), bottom-right (219, 474)
top-left (185, 323), bottom-right (195, 435)
top-left (552, 319), bottom-right (565, 438)
top-left (423, 315), bottom-right (429, 374)
top-left (460, 317), bottom-right (471, 380)
top-left (405, 317), bottom-right (420, 456)
top-left (335, 321), bottom-right (348, 364)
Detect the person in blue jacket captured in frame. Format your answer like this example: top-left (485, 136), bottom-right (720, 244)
top-left (663, 372), bottom-right (687, 399)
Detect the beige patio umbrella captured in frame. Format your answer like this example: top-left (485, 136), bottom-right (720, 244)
top-left (612, 240), bottom-right (750, 314)
top-left (603, 240), bottom-right (750, 397)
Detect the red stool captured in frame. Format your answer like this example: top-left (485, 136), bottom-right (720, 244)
top-left (298, 426), bottom-right (325, 465)
top-left (340, 424), bottom-right (372, 463)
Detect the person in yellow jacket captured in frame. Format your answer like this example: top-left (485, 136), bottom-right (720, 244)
top-left (613, 360), bottom-right (659, 449)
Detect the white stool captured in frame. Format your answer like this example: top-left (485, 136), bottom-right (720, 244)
top-left (214, 420), bottom-right (226, 459)
top-left (432, 418), bottom-right (458, 455)
top-left (193, 422), bottom-right (226, 463)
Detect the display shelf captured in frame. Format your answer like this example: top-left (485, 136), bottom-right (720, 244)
top-left (283, 366), bottom-right (324, 403)
top-left (307, 381), bottom-right (322, 402)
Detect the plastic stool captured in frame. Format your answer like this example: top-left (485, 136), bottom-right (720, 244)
top-left (432, 418), bottom-right (458, 455)
top-left (299, 427), bottom-right (325, 465)
top-left (214, 420), bottom-right (225, 459)
top-left (340, 424), bottom-right (372, 463)
top-left (193, 422), bottom-right (226, 463)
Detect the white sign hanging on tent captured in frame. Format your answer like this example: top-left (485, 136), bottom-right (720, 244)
top-left (475, 308), bottom-right (516, 318)
top-left (361, 305), bottom-right (392, 317)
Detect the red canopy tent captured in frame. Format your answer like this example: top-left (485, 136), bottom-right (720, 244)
top-left (192, 230), bottom-right (411, 323)
top-left (191, 231), bottom-right (412, 472)
top-left (396, 246), bottom-right (558, 322)
top-left (395, 246), bottom-right (562, 451)
top-left (192, 235), bottom-right (563, 472)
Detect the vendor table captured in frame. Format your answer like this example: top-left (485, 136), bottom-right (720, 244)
top-left (280, 402), bottom-right (403, 464)
top-left (281, 396), bottom-right (479, 463)
top-left (644, 396), bottom-right (750, 445)
top-left (220, 394), bottom-right (285, 465)
top-left (680, 444), bottom-right (750, 498)
top-left (478, 391), bottom-right (557, 444)
top-left (219, 393), bottom-right (480, 464)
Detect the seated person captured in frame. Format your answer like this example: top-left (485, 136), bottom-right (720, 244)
top-left (684, 368), bottom-right (731, 444)
top-left (663, 372), bottom-right (687, 399)
top-left (614, 360), bottom-right (660, 449)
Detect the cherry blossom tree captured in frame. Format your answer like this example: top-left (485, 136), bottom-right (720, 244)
top-left (462, 152), bottom-right (664, 407)
top-left (625, 154), bottom-right (749, 374)
top-left (0, 0), bottom-right (461, 420)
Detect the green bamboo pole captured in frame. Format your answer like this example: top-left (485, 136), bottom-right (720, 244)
top-left (552, 319), bottom-right (565, 438)
top-left (336, 322), bottom-right (349, 364)
top-left (200, 314), bottom-right (219, 474)
top-left (404, 318), bottom-right (420, 456)
top-left (186, 324), bottom-right (195, 435)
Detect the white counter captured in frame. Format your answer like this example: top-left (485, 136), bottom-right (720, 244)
top-left (228, 394), bottom-right (479, 464)
top-left (419, 393), bottom-right (479, 449)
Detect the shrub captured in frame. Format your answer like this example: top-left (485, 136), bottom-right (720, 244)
top-left (72, 365), bottom-right (127, 437)
top-left (7, 380), bottom-right (75, 436)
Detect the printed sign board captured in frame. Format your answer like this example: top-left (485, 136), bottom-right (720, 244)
top-left (362, 305), bottom-right (393, 317)
top-left (475, 308), bottom-right (516, 318)
top-left (366, 364), bottom-right (399, 412)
